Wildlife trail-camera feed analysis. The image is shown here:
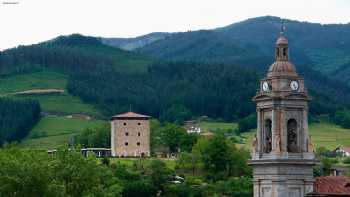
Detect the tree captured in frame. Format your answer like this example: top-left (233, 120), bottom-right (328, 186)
top-left (148, 160), bottom-right (173, 190)
top-left (213, 177), bottom-right (253, 197)
top-left (331, 110), bottom-right (350, 129)
top-left (77, 124), bottom-right (110, 148)
top-left (202, 134), bottom-right (232, 178)
top-left (160, 104), bottom-right (192, 125)
top-left (159, 123), bottom-right (187, 153)
top-left (0, 98), bottom-right (41, 146)
top-left (191, 134), bottom-right (251, 180)
top-left (176, 152), bottom-right (202, 176)
top-left (159, 123), bottom-right (198, 153)
top-left (0, 146), bottom-right (123, 197)
top-left (122, 179), bottom-right (156, 197)
top-left (238, 113), bottom-right (257, 134)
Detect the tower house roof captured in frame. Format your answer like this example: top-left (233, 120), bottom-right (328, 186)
top-left (111, 112), bottom-right (150, 120)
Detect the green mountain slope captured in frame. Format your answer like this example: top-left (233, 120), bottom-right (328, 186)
top-left (1, 32), bottom-right (350, 148)
top-left (135, 16), bottom-right (350, 85)
top-left (102, 32), bottom-right (171, 50)
top-left (0, 34), bottom-right (155, 148)
top-left (137, 30), bottom-right (270, 69)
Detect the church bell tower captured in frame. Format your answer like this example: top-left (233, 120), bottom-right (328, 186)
top-left (249, 25), bottom-right (318, 197)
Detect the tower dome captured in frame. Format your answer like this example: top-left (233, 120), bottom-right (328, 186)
top-left (267, 33), bottom-right (298, 77)
top-left (276, 35), bottom-right (288, 45)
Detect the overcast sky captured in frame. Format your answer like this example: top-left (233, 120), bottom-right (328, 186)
top-left (0, 0), bottom-right (349, 50)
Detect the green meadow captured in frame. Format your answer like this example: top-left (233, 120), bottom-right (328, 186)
top-left (13, 93), bottom-right (102, 117)
top-left (0, 71), bottom-right (67, 94)
top-left (238, 121), bottom-right (350, 151)
top-left (20, 116), bottom-right (106, 149)
top-left (199, 121), bottom-right (237, 132)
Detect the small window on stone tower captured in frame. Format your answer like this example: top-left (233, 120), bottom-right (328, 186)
top-left (138, 122), bottom-right (141, 125)
top-left (138, 132), bottom-right (141, 136)
top-left (137, 142), bottom-right (140, 146)
top-left (287, 119), bottom-right (298, 153)
top-left (125, 132), bottom-right (129, 136)
top-left (123, 122), bottom-right (126, 126)
top-left (276, 48), bottom-right (280, 58)
top-left (264, 119), bottom-right (272, 153)
top-left (125, 142), bottom-right (128, 146)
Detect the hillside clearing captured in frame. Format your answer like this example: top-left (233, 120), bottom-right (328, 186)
top-left (13, 93), bottom-right (102, 117)
top-left (20, 116), bottom-right (106, 149)
top-left (0, 71), bottom-right (67, 94)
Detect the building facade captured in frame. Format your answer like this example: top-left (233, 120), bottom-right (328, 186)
top-left (111, 112), bottom-right (150, 157)
top-left (249, 30), bottom-right (318, 197)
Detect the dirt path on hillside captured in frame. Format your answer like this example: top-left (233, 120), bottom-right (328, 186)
top-left (0, 89), bottom-right (65, 97)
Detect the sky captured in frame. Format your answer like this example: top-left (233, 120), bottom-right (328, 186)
top-left (0, 0), bottom-right (349, 50)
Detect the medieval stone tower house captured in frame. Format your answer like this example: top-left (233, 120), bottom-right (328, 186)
top-left (249, 30), bottom-right (318, 197)
top-left (110, 112), bottom-right (150, 157)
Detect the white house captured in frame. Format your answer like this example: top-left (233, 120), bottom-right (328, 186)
top-left (333, 147), bottom-right (350, 157)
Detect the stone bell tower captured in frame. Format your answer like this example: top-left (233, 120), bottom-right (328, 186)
top-left (249, 27), bottom-right (318, 197)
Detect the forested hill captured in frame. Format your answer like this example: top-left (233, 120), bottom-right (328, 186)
top-left (1, 34), bottom-right (350, 123)
top-left (0, 34), bottom-right (153, 76)
top-left (103, 16), bottom-right (350, 85)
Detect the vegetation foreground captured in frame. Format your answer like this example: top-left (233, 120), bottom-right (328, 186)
top-left (0, 133), bottom-right (253, 197)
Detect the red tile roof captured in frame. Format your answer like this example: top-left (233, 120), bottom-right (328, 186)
top-left (340, 147), bottom-right (350, 153)
top-left (314, 176), bottom-right (350, 195)
top-left (111, 112), bottom-right (150, 120)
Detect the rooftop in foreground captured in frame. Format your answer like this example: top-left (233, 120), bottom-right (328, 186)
top-left (308, 176), bottom-right (350, 196)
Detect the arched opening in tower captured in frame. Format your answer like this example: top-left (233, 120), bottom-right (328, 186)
top-left (264, 119), bottom-right (272, 153)
top-left (283, 48), bottom-right (287, 58)
top-left (287, 119), bottom-right (299, 153)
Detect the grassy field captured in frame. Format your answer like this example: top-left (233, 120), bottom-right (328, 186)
top-left (0, 71), bottom-right (67, 94)
top-left (0, 71), bottom-right (103, 117)
top-left (20, 116), bottom-right (107, 149)
top-left (199, 121), bottom-right (237, 133)
top-left (13, 93), bottom-right (102, 117)
top-left (237, 121), bottom-right (350, 151)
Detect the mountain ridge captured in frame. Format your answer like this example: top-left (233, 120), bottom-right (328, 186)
top-left (102, 16), bottom-right (350, 85)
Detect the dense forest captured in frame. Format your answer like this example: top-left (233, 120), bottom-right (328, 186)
top-left (67, 61), bottom-right (259, 121)
top-left (128, 16), bottom-right (350, 85)
top-left (0, 98), bottom-right (41, 145)
top-left (1, 34), bottom-right (350, 123)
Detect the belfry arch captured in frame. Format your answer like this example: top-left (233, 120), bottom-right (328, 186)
top-left (264, 119), bottom-right (272, 153)
top-left (287, 119), bottom-right (299, 153)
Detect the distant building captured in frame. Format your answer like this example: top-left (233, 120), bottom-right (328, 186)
top-left (184, 120), bottom-right (201, 134)
top-left (110, 112), bottom-right (150, 157)
top-left (333, 147), bottom-right (350, 157)
top-left (81, 148), bottom-right (111, 158)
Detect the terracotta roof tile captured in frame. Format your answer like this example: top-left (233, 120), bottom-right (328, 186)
top-left (314, 176), bottom-right (350, 195)
top-left (341, 147), bottom-right (350, 153)
top-left (112, 112), bottom-right (150, 118)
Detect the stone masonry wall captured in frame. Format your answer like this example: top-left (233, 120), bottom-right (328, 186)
top-left (111, 118), bottom-right (150, 157)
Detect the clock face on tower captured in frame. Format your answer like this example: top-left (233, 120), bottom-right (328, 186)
top-left (290, 80), bottom-right (299, 91)
top-left (262, 81), bottom-right (270, 92)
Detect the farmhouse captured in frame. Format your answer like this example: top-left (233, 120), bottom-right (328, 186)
top-left (333, 147), bottom-right (350, 157)
top-left (110, 111), bottom-right (150, 157)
